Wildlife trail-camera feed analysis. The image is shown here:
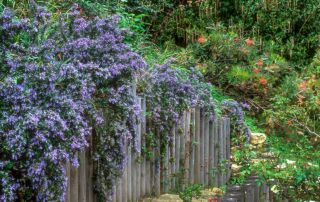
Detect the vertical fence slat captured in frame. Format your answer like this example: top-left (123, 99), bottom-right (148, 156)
top-left (219, 118), bottom-right (224, 186)
top-left (70, 157), bottom-right (79, 202)
top-left (136, 98), bottom-right (142, 199)
top-left (226, 118), bottom-right (231, 181)
top-left (175, 121), bottom-right (180, 189)
top-left (171, 126), bottom-right (176, 190)
top-left (214, 120), bottom-right (219, 186)
top-left (208, 121), bottom-right (214, 186)
top-left (200, 110), bottom-right (205, 184)
top-left (141, 98), bottom-right (146, 197)
top-left (66, 163), bottom-right (71, 202)
top-left (127, 146), bottom-right (132, 201)
top-left (194, 107), bottom-right (201, 184)
top-left (79, 151), bottom-right (86, 202)
top-left (86, 141), bottom-right (93, 202)
top-left (204, 115), bottom-right (210, 186)
top-left (122, 141), bottom-right (128, 202)
top-left (180, 112), bottom-right (186, 188)
top-left (189, 109), bottom-right (195, 184)
top-left (184, 110), bottom-right (191, 185)
top-left (155, 129), bottom-right (161, 197)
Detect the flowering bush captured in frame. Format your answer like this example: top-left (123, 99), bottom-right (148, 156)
top-left (138, 61), bottom-right (216, 158)
top-left (0, 4), bottom-right (145, 201)
top-left (222, 100), bottom-right (251, 143)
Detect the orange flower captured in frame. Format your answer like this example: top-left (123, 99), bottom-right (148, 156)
top-left (245, 38), bottom-right (254, 46)
top-left (198, 36), bottom-right (206, 44)
top-left (298, 81), bottom-right (307, 91)
top-left (259, 77), bottom-right (267, 86)
top-left (253, 68), bottom-right (260, 74)
top-left (287, 120), bottom-right (293, 125)
top-left (256, 59), bottom-right (264, 67)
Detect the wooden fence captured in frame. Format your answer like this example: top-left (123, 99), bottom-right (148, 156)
top-left (65, 97), bottom-right (231, 202)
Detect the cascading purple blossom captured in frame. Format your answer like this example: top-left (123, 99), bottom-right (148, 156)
top-left (0, 4), bottom-right (145, 201)
top-left (138, 61), bottom-right (216, 159)
top-left (222, 100), bottom-right (251, 142)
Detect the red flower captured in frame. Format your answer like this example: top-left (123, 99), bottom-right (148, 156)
top-left (259, 77), bottom-right (267, 86)
top-left (256, 59), bottom-right (264, 67)
top-left (245, 38), bottom-right (254, 46)
top-left (198, 36), bottom-right (206, 44)
top-left (253, 68), bottom-right (260, 74)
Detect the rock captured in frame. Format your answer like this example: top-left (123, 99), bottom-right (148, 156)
top-left (250, 133), bottom-right (267, 145)
top-left (261, 152), bottom-right (276, 158)
top-left (231, 164), bottom-right (242, 172)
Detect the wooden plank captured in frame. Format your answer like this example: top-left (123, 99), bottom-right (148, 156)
top-left (167, 139), bottom-right (172, 191)
top-left (189, 109), bottom-right (195, 184)
top-left (223, 118), bottom-right (227, 185)
top-left (226, 118), bottom-right (231, 181)
top-left (180, 112), bottom-right (186, 188)
top-left (155, 129), bottom-right (161, 197)
top-left (163, 143), bottom-right (170, 193)
top-left (66, 162), bottom-right (71, 202)
top-left (79, 151), bottom-right (86, 202)
top-left (86, 136), bottom-right (93, 202)
top-left (213, 120), bottom-right (219, 186)
top-left (218, 118), bottom-right (223, 186)
top-left (208, 121), bottom-right (214, 186)
top-left (116, 180), bottom-right (122, 202)
top-left (112, 186), bottom-right (116, 202)
top-left (136, 97), bottom-right (142, 200)
top-left (175, 120), bottom-right (181, 189)
top-left (204, 115), bottom-right (210, 186)
top-left (132, 145), bottom-right (136, 202)
top-left (127, 146), bottom-right (132, 201)
top-left (141, 97), bottom-right (147, 197)
top-left (200, 109), bottom-right (205, 184)
top-left (194, 107), bottom-right (201, 184)
top-left (122, 140), bottom-right (128, 202)
top-left (170, 126), bottom-right (176, 190)
top-left (70, 156), bottom-right (79, 202)
top-left (184, 110), bottom-right (191, 185)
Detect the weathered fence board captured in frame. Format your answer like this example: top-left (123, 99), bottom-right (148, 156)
top-left (65, 99), bottom-right (231, 202)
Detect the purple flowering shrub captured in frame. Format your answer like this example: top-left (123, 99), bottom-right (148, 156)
top-left (222, 100), bottom-right (251, 142)
top-left (138, 61), bottom-right (216, 157)
top-left (0, 4), bottom-right (144, 201)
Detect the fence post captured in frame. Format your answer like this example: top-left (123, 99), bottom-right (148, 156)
top-left (79, 151), bottom-right (86, 202)
top-left (70, 154), bottom-right (79, 202)
top-left (189, 109), bottom-right (195, 184)
top-left (195, 107), bottom-right (201, 183)
top-left (204, 114), bottom-right (210, 186)
top-left (184, 110), bottom-right (191, 185)
top-left (200, 109), bottom-right (205, 184)
top-left (208, 120), bottom-right (214, 186)
top-left (213, 120), bottom-right (219, 186)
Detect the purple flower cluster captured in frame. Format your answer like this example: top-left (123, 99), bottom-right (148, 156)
top-left (0, 4), bottom-right (144, 201)
top-left (222, 100), bottom-right (251, 142)
top-left (139, 61), bottom-right (216, 150)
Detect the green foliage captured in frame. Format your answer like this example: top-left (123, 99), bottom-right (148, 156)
top-left (253, 135), bottom-right (320, 201)
top-left (178, 184), bottom-right (202, 202)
